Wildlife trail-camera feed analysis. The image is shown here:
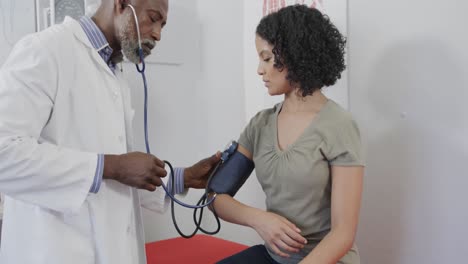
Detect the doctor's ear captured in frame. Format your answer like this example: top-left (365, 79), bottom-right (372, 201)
top-left (115, 0), bottom-right (130, 12)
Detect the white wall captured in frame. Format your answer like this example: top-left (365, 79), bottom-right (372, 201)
top-left (0, 1), bottom-right (36, 63)
top-left (349, 0), bottom-right (468, 263)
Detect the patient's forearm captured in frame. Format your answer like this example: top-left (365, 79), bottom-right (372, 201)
top-left (300, 227), bottom-right (355, 264)
top-left (211, 194), bottom-right (262, 228)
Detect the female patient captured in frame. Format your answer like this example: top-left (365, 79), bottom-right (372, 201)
top-left (214, 5), bottom-right (364, 264)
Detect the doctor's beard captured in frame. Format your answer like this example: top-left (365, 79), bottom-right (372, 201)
top-left (118, 12), bottom-right (156, 64)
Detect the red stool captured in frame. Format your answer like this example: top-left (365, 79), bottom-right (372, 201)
top-left (145, 234), bottom-right (248, 264)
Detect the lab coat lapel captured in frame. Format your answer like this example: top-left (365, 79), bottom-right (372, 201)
top-left (65, 17), bottom-right (117, 78)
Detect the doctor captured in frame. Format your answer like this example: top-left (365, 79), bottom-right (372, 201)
top-left (0, 0), bottom-right (220, 263)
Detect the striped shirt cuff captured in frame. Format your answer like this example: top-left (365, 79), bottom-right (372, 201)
top-left (90, 154), bottom-right (104, 193)
top-left (166, 167), bottom-right (185, 195)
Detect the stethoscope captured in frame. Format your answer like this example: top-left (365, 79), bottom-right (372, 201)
top-left (127, 4), bottom-right (226, 238)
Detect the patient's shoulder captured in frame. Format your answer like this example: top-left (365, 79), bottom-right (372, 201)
top-left (247, 103), bottom-right (280, 128)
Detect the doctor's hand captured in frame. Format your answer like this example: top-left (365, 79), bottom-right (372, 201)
top-left (252, 211), bottom-right (308, 258)
top-left (103, 152), bottom-right (167, 191)
top-left (183, 152), bottom-right (221, 189)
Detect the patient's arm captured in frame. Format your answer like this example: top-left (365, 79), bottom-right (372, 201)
top-left (211, 145), bottom-right (307, 258)
top-left (299, 166), bottom-right (363, 264)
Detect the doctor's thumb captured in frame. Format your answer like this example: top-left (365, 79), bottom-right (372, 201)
top-left (211, 152), bottom-right (222, 164)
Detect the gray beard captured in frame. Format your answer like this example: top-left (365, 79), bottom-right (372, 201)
top-left (120, 36), bottom-right (140, 64)
top-left (118, 11), bottom-right (140, 64)
top-left (117, 12), bottom-right (157, 64)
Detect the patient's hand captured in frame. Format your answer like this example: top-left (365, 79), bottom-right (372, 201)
top-left (252, 211), bottom-right (308, 258)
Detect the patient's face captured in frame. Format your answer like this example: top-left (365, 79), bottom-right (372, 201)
top-left (255, 35), bottom-right (291, 96)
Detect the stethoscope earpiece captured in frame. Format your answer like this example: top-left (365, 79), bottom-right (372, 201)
top-left (126, 4), bottom-right (145, 72)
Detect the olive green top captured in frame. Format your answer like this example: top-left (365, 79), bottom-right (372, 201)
top-left (238, 100), bottom-right (364, 264)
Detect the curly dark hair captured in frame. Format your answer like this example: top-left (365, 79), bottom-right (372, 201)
top-left (256, 5), bottom-right (346, 97)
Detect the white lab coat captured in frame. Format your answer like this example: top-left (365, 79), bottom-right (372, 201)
top-left (0, 17), bottom-right (168, 264)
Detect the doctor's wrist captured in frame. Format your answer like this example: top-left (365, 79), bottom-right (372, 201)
top-left (103, 154), bottom-right (120, 180)
top-left (183, 167), bottom-right (191, 189)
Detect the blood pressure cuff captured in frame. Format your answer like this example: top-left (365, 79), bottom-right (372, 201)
top-left (206, 150), bottom-right (254, 197)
